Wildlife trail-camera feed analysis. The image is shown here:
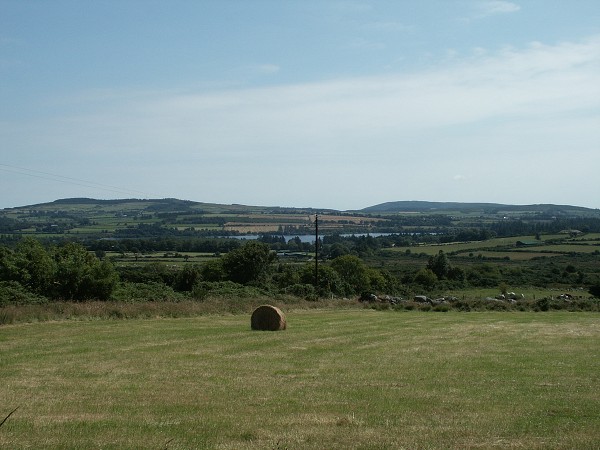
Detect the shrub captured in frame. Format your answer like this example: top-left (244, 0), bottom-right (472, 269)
top-left (299, 263), bottom-right (350, 297)
top-left (111, 282), bottom-right (186, 302)
top-left (286, 283), bottom-right (316, 299)
top-left (413, 268), bottom-right (437, 289)
top-left (173, 264), bottom-right (202, 291)
top-left (191, 281), bottom-right (268, 300)
top-left (0, 281), bottom-right (48, 307)
top-left (589, 284), bottom-right (600, 298)
top-left (433, 304), bottom-right (450, 312)
top-left (535, 297), bottom-right (550, 311)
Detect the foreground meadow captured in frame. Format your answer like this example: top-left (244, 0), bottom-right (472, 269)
top-left (0, 311), bottom-right (598, 449)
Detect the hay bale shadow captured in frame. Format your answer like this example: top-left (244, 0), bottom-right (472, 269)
top-left (251, 305), bottom-right (286, 331)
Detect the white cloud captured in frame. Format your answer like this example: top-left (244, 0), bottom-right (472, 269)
top-left (482, 0), bottom-right (520, 14)
top-left (24, 36), bottom-right (600, 147)
top-left (3, 35), bottom-right (599, 208)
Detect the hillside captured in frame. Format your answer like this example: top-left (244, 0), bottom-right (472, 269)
top-left (2, 197), bottom-right (600, 241)
top-left (361, 200), bottom-right (599, 216)
top-left (0, 197), bottom-right (359, 238)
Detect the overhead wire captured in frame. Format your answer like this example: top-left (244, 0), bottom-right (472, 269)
top-left (0, 163), bottom-right (155, 198)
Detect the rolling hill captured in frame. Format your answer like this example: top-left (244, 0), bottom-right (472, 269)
top-left (360, 200), bottom-right (599, 216)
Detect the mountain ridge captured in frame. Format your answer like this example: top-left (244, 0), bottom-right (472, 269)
top-left (3, 197), bottom-right (599, 216)
top-left (360, 200), bottom-right (597, 214)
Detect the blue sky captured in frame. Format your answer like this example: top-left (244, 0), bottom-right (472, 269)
top-left (1, 0), bottom-right (599, 210)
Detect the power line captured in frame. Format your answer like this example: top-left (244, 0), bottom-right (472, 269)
top-left (0, 163), bottom-right (154, 198)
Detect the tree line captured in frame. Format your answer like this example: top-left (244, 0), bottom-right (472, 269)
top-left (2, 236), bottom-right (599, 307)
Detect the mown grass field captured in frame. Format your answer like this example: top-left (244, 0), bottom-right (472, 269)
top-left (1, 311), bottom-right (598, 449)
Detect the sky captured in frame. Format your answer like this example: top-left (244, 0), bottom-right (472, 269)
top-left (1, 0), bottom-right (599, 211)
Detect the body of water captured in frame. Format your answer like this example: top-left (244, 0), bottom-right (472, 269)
top-left (226, 232), bottom-right (398, 243)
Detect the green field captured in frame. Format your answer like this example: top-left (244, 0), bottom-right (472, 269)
top-left (1, 311), bottom-right (598, 449)
top-left (385, 234), bottom-right (600, 261)
top-left (106, 251), bottom-right (218, 266)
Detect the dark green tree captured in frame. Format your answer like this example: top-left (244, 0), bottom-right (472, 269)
top-left (273, 264), bottom-right (301, 289)
top-left (200, 259), bottom-right (226, 282)
top-left (330, 255), bottom-right (370, 294)
top-left (327, 242), bottom-right (350, 259)
top-left (53, 242), bottom-right (118, 300)
top-left (13, 237), bottom-right (56, 295)
top-left (174, 264), bottom-right (202, 291)
top-left (221, 241), bottom-right (276, 285)
top-left (366, 267), bottom-right (388, 293)
top-left (427, 250), bottom-right (450, 279)
top-left (0, 246), bottom-right (18, 283)
top-left (299, 263), bottom-right (349, 297)
top-left (414, 268), bottom-right (437, 289)
top-left (589, 284), bottom-right (600, 298)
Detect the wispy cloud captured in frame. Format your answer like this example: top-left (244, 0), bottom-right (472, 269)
top-left (332, 1), bottom-right (373, 14)
top-left (346, 37), bottom-right (386, 50)
top-left (360, 21), bottom-right (414, 33)
top-left (467, 0), bottom-right (521, 20)
top-left (3, 35), bottom-right (599, 208)
top-left (18, 35), bottom-right (600, 159)
top-left (250, 63), bottom-right (281, 75)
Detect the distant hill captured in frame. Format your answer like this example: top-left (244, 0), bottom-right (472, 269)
top-left (2, 197), bottom-right (600, 240)
top-left (6, 197), bottom-right (338, 215)
top-left (4, 197), bottom-right (598, 217)
top-left (8, 198), bottom-right (273, 214)
top-left (361, 201), bottom-right (599, 216)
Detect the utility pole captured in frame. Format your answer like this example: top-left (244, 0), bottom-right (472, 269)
top-left (314, 214), bottom-right (319, 290)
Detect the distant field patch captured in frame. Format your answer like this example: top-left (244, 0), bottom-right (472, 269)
top-left (537, 244), bottom-right (600, 254)
top-left (454, 251), bottom-right (559, 260)
top-left (385, 234), bottom-right (595, 257)
top-left (223, 224), bottom-right (287, 233)
top-left (318, 214), bottom-right (388, 224)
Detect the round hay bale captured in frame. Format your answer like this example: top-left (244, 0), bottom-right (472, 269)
top-left (251, 305), bottom-right (286, 331)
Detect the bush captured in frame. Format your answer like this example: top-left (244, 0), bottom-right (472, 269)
top-left (413, 268), bottom-right (437, 289)
top-left (286, 283), bottom-right (316, 299)
top-left (173, 264), bottom-right (202, 291)
top-left (191, 281), bottom-right (268, 300)
top-left (0, 281), bottom-right (48, 307)
top-left (299, 263), bottom-right (350, 298)
top-left (535, 297), bottom-right (550, 311)
top-left (111, 282), bottom-right (187, 302)
top-left (589, 284), bottom-right (600, 298)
